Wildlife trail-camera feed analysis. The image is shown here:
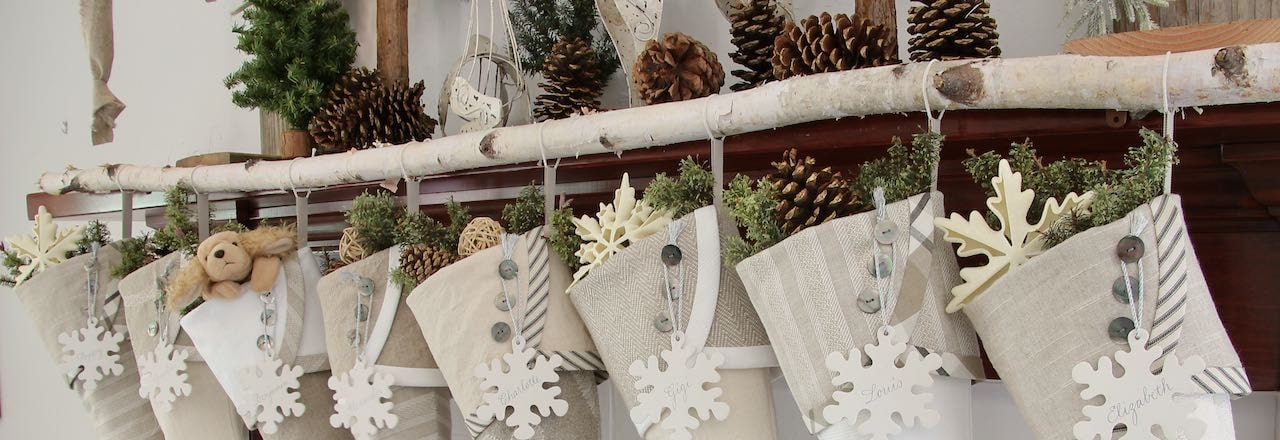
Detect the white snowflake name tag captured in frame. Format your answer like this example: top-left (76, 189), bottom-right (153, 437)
top-left (58, 320), bottom-right (124, 392)
top-left (823, 326), bottom-right (942, 440)
top-left (474, 336), bottom-right (568, 440)
top-left (238, 357), bottom-right (306, 435)
top-left (329, 358), bottom-right (398, 440)
top-left (138, 342), bottom-right (192, 412)
top-left (629, 332), bottom-right (730, 440)
top-left (1072, 329), bottom-right (1207, 440)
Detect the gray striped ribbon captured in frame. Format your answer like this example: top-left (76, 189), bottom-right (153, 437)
top-left (1148, 196), bottom-right (1251, 396)
top-left (464, 228), bottom-right (605, 438)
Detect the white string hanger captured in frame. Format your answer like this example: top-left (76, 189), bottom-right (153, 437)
top-left (870, 188), bottom-right (902, 336)
top-left (538, 123), bottom-right (561, 225)
top-left (400, 144), bottom-right (421, 212)
top-left (287, 158), bottom-right (314, 246)
top-left (701, 97), bottom-right (726, 207)
top-left (1161, 51), bottom-right (1176, 195)
top-left (922, 60), bottom-right (946, 192)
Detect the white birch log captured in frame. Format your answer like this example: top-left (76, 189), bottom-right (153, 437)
top-left (39, 43), bottom-right (1280, 195)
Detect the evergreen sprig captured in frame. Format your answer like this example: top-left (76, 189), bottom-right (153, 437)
top-left (347, 191), bottom-right (399, 253)
top-left (152, 184), bottom-right (200, 256)
top-left (508, 0), bottom-right (620, 77)
top-left (110, 236), bottom-right (153, 280)
top-left (546, 205), bottom-right (582, 271)
top-left (225, 0), bottom-right (358, 129)
top-left (645, 156), bottom-right (715, 219)
top-left (1, 245), bottom-right (23, 287)
top-left (442, 198), bottom-right (474, 254)
top-left (394, 210), bottom-right (448, 249)
top-left (503, 185), bottom-right (545, 235)
top-left (963, 128), bottom-right (1175, 247)
top-left (724, 174), bottom-right (785, 265)
top-left (853, 132), bottom-right (944, 205)
top-left (71, 220), bottom-right (112, 258)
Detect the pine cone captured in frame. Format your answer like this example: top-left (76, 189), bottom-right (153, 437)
top-left (769, 148), bottom-right (857, 235)
top-left (907, 0), bottom-right (1001, 62)
top-left (633, 33), bottom-right (725, 105)
top-left (310, 67), bottom-right (438, 154)
top-left (728, 0), bottom-right (785, 91)
top-left (399, 244), bottom-right (459, 284)
top-left (535, 37), bottom-right (605, 121)
top-left (771, 12), bottom-right (898, 80)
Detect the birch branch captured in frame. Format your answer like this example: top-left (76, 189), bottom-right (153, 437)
top-left (40, 43), bottom-right (1280, 195)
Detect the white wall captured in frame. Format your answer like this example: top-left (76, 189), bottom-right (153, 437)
top-left (1, 1), bottom-right (1276, 439)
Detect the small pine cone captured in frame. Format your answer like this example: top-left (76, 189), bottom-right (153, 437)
top-left (771, 12), bottom-right (898, 80)
top-left (536, 37), bottom-right (605, 121)
top-left (906, 0), bottom-right (1002, 62)
top-left (399, 244), bottom-right (459, 283)
top-left (768, 148), bottom-right (857, 235)
top-left (633, 33), bottom-right (725, 105)
top-left (728, 0), bottom-right (785, 91)
top-left (310, 68), bottom-right (438, 154)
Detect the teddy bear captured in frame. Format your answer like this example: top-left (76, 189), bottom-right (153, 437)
top-left (166, 225), bottom-right (297, 309)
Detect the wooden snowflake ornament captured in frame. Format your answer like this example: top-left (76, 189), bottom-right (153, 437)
top-left (474, 336), bottom-right (568, 440)
top-left (238, 357), bottom-right (306, 434)
top-left (628, 332), bottom-right (730, 440)
top-left (5, 206), bottom-right (85, 285)
top-left (329, 358), bottom-right (398, 440)
top-left (1072, 329), bottom-right (1207, 440)
top-left (823, 326), bottom-right (943, 440)
top-left (137, 342), bottom-right (192, 412)
top-left (935, 160), bottom-right (1094, 312)
top-left (571, 173), bottom-right (672, 285)
top-left (57, 319), bottom-right (124, 392)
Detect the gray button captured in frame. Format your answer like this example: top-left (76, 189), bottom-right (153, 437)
top-left (1116, 235), bottom-right (1145, 263)
top-left (874, 221), bottom-right (899, 245)
top-left (1108, 317), bottom-right (1135, 342)
top-left (857, 289), bottom-right (882, 314)
top-left (260, 308), bottom-right (275, 325)
top-left (654, 313), bottom-right (674, 333)
top-left (355, 276), bottom-right (375, 297)
top-left (354, 304), bottom-right (370, 322)
top-left (259, 291), bottom-right (274, 303)
top-left (498, 260), bottom-right (519, 280)
top-left (1112, 276), bottom-right (1139, 304)
top-left (257, 334), bottom-right (274, 350)
top-left (491, 322), bottom-right (512, 342)
top-left (868, 253), bottom-right (893, 278)
top-left (147, 321), bottom-right (159, 337)
top-left (347, 329), bottom-right (358, 347)
top-left (495, 294), bottom-right (511, 311)
top-left (660, 245), bottom-right (683, 267)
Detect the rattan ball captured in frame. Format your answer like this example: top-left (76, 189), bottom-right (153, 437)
top-left (458, 217), bottom-right (505, 256)
top-left (338, 227), bottom-right (368, 264)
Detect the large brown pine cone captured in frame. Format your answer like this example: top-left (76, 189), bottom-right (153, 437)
top-left (310, 67), bottom-right (438, 154)
top-left (535, 37), bottom-right (605, 121)
top-left (907, 0), bottom-right (1001, 62)
top-left (399, 244), bottom-right (459, 284)
top-left (633, 33), bottom-right (725, 105)
top-left (771, 12), bottom-right (898, 80)
top-left (728, 0), bottom-right (785, 91)
top-left (769, 148), bottom-right (857, 235)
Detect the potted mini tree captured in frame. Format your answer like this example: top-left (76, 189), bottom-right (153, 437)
top-left (225, 0), bottom-right (357, 158)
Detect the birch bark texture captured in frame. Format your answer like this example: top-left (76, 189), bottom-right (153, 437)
top-left (38, 43), bottom-right (1280, 195)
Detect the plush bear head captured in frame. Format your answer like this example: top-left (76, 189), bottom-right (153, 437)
top-left (167, 226), bottom-right (297, 309)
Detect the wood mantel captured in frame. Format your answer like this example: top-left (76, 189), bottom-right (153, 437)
top-left (27, 104), bottom-right (1280, 390)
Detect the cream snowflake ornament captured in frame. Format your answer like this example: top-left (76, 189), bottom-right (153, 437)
top-left (474, 336), bottom-right (568, 440)
top-left (1072, 329), bottom-right (1206, 440)
top-left (5, 206), bottom-right (84, 285)
top-left (138, 342), bottom-right (192, 412)
top-left (571, 173), bottom-right (672, 286)
top-left (823, 326), bottom-right (943, 440)
top-left (238, 357), bottom-right (306, 435)
top-left (329, 358), bottom-right (398, 439)
top-left (629, 332), bottom-right (730, 440)
top-left (57, 319), bottom-right (124, 392)
top-left (935, 159), bottom-right (1094, 312)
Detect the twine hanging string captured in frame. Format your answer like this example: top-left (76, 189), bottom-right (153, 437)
top-left (870, 188), bottom-right (901, 335)
top-left (922, 60), bottom-right (946, 192)
top-left (345, 273), bottom-right (375, 364)
top-left (1119, 214), bottom-right (1149, 332)
top-left (84, 243), bottom-right (102, 326)
top-left (1161, 51), bottom-right (1175, 195)
top-left (661, 219), bottom-right (689, 342)
top-left (701, 97), bottom-right (726, 206)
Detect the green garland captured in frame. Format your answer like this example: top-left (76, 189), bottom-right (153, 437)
top-left (645, 157), bottom-right (715, 219)
top-left (963, 128), bottom-right (1176, 247)
top-left (225, 0), bottom-right (358, 129)
top-left (508, 0), bottom-right (620, 77)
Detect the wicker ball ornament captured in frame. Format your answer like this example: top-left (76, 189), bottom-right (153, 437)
top-left (458, 217), bottom-right (505, 256)
top-left (633, 33), bottom-right (725, 105)
top-left (338, 227), bottom-right (369, 264)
